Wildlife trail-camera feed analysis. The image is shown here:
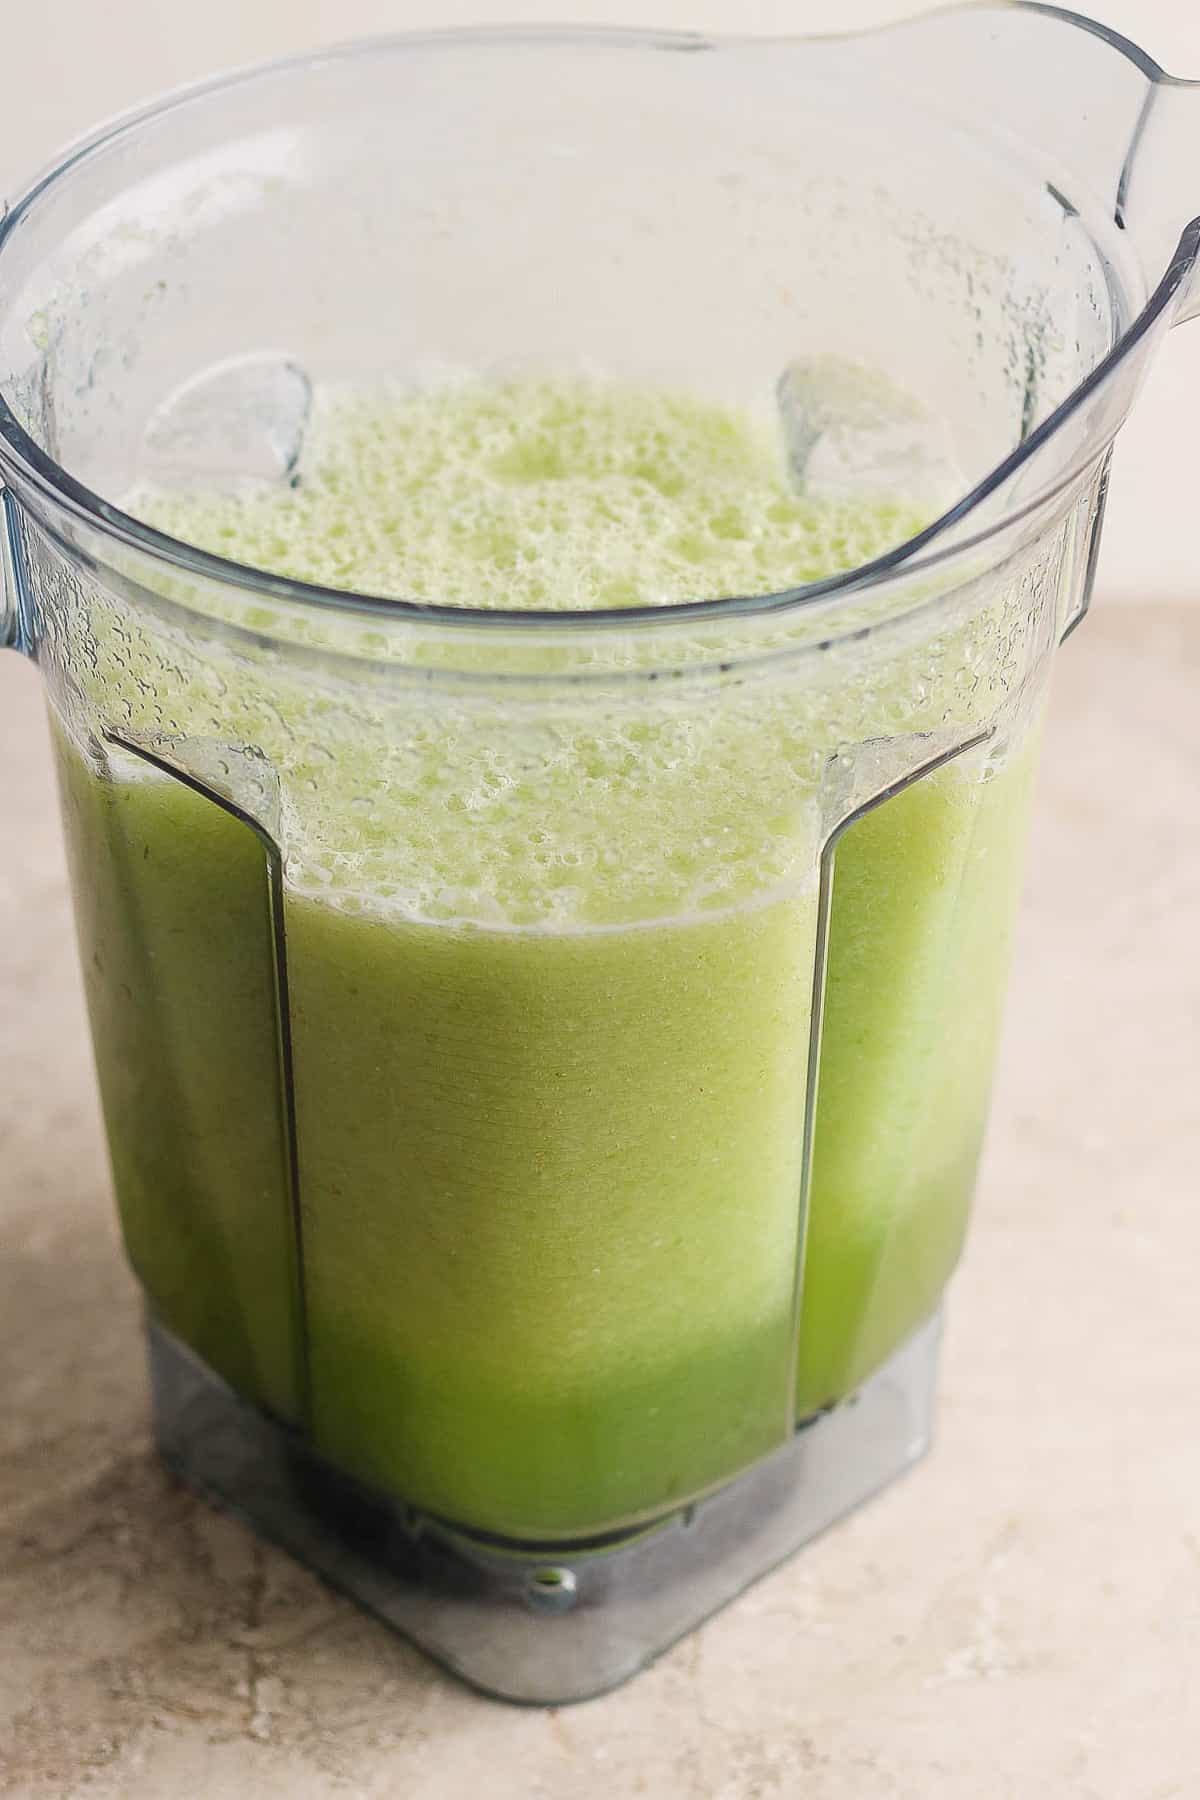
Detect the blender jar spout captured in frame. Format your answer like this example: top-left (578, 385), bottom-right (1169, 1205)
top-left (807, 3), bottom-right (1200, 565)
top-left (1118, 76), bottom-right (1200, 327)
top-left (861, 4), bottom-right (1200, 287)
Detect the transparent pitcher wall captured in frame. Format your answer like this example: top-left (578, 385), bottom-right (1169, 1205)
top-left (16, 474), bottom-right (1082, 1544)
top-left (1, 7), bottom-right (1198, 1699)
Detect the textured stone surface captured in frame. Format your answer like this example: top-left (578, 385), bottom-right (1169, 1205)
top-left (2, 604), bottom-right (1199, 1798)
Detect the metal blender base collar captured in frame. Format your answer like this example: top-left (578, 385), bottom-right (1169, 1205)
top-left (147, 1312), bottom-right (941, 1704)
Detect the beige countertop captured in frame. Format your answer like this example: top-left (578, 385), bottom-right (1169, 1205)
top-left (1, 600), bottom-right (1198, 1797)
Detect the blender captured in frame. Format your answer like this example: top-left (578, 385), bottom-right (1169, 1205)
top-left (0, 4), bottom-right (1195, 1703)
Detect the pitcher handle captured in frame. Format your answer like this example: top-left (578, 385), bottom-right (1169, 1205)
top-left (1, 484), bottom-right (31, 654)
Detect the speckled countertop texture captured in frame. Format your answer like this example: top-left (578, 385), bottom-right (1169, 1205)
top-left (2, 603), bottom-right (1198, 1798)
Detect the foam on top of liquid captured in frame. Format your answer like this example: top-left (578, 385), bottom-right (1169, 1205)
top-left (110, 376), bottom-right (950, 929)
top-left (128, 375), bottom-right (923, 611)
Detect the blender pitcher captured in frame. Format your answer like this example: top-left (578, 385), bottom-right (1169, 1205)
top-left (0, 5), bottom-right (1196, 1704)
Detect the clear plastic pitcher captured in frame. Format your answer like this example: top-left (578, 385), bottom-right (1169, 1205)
top-left (1, 5), bottom-right (1196, 1702)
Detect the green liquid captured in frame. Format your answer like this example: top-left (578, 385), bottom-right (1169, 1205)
top-left (52, 376), bottom-right (1037, 1536)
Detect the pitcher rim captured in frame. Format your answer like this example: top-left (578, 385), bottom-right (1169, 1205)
top-left (0, 7), bottom-right (1196, 632)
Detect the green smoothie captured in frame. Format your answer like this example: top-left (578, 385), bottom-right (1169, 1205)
top-left (51, 375), bottom-right (1038, 1537)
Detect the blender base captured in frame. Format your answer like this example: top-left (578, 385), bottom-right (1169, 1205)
top-left (146, 1312), bottom-right (940, 1704)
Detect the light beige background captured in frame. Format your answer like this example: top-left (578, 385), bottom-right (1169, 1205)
top-left (2, 6), bottom-right (1199, 1797)
top-left (3, 0), bottom-right (1200, 602)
